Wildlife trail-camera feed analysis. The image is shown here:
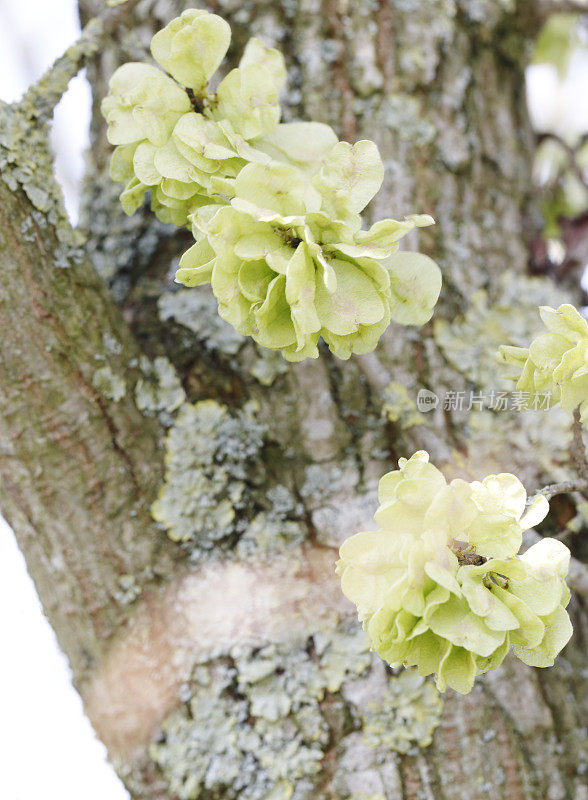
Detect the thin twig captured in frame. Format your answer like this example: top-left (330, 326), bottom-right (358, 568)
top-left (536, 407), bottom-right (588, 499)
top-left (529, 407), bottom-right (588, 598)
top-left (17, 0), bottom-right (142, 119)
top-left (537, 479), bottom-right (588, 500)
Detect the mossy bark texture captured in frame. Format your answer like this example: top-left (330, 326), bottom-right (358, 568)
top-left (0, 1), bottom-right (586, 799)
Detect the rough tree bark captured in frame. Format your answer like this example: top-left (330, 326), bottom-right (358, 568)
top-left (0, 1), bottom-right (586, 799)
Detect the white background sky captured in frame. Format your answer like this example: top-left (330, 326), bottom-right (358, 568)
top-left (0, 2), bottom-right (586, 800)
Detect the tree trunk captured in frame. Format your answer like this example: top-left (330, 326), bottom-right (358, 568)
top-left (1, 1), bottom-right (586, 799)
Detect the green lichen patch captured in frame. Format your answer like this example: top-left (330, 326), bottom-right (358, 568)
top-left (247, 348), bottom-right (290, 386)
top-left (382, 381), bottom-right (425, 428)
top-left (151, 399), bottom-right (266, 553)
top-left (233, 644), bottom-right (326, 722)
top-left (236, 510), bottom-right (305, 558)
top-left (135, 354), bottom-right (186, 423)
top-left (300, 463), bottom-right (347, 508)
top-left (360, 669), bottom-right (443, 753)
top-left (150, 624), bottom-right (442, 799)
top-left (314, 624), bottom-right (373, 694)
top-left (0, 102), bottom-right (85, 267)
top-left (152, 672), bottom-right (323, 800)
top-left (92, 365), bottom-right (126, 401)
top-left (298, 460), bottom-right (369, 549)
top-left (234, 486), bottom-right (306, 558)
top-left (150, 622), bottom-right (373, 800)
top-left (150, 659), bottom-right (323, 800)
top-left (80, 171), bottom-right (174, 302)
top-left (331, 667), bottom-right (443, 798)
top-left (158, 288), bottom-right (246, 356)
top-left (231, 624), bottom-right (371, 723)
top-left (151, 395), bottom-right (313, 558)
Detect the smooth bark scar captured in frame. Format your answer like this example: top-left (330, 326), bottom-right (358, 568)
top-left (82, 544), bottom-right (352, 761)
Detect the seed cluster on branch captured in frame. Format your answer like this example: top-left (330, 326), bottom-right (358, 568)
top-left (337, 452), bottom-right (572, 694)
top-left (499, 303), bottom-right (588, 423)
top-left (101, 9), bottom-right (442, 360)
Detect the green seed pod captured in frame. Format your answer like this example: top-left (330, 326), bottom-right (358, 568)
top-left (150, 9), bottom-right (231, 93)
top-left (102, 12), bottom-right (443, 358)
top-left (176, 161), bottom-right (441, 361)
top-left (101, 25), bottom-right (283, 225)
top-left (213, 38), bottom-right (287, 141)
top-left (337, 452), bottom-right (571, 693)
top-left (101, 63), bottom-right (191, 147)
top-left (499, 304), bottom-right (588, 423)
